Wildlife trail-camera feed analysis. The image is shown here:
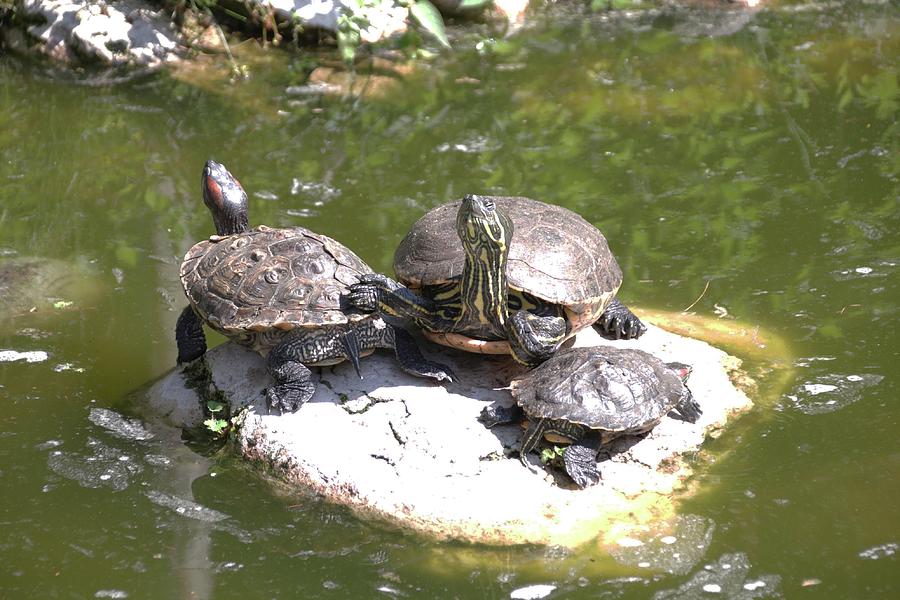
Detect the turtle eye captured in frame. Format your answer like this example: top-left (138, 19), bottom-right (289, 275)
top-left (482, 199), bottom-right (495, 211)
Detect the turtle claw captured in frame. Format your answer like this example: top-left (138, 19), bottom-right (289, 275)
top-left (563, 443), bottom-right (602, 488)
top-left (420, 361), bottom-right (455, 383)
top-left (389, 325), bottom-right (456, 384)
top-left (265, 384), bottom-right (312, 414)
top-left (673, 392), bottom-right (702, 424)
top-left (346, 283), bottom-right (379, 312)
top-left (568, 465), bottom-right (601, 488)
top-left (594, 298), bottom-right (646, 340)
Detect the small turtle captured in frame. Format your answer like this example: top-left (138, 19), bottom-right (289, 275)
top-left (348, 195), bottom-right (645, 367)
top-left (480, 345), bottom-right (701, 487)
top-left (175, 160), bottom-right (453, 413)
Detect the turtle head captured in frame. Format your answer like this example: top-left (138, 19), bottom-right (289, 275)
top-left (666, 362), bottom-right (693, 383)
top-left (456, 194), bottom-right (514, 259)
top-left (203, 160), bottom-right (249, 236)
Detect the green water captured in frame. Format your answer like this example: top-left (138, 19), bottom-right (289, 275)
top-left (1, 2), bottom-right (897, 597)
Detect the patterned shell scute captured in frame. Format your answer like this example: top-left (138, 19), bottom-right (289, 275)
top-left (180, 226), bottom-right (372, 334)
top-left (511, 346), bottom-right (687, 431)
top-left (394, 196), bottom-right (623, 305)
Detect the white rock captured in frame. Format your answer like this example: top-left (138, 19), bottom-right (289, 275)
top-left (18, 0), bottom-right (181, 68)
top-left (510, 584), bottom-right (556, 600)
top-left (143, 323), bottom-right (753, 547)
top-left (266, 0), bottom-right (408, 43)
top-left (0, 349), bottom-right (49, 363)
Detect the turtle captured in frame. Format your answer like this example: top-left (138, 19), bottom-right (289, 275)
top-left (347, 195), bottom-right (645, 368)
top-left (479, 345), bottom-right (702, 488)
top-left (175, 160), bottom-right (454, 413)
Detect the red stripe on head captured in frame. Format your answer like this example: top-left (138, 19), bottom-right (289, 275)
top-left (205, 174), bottom-right (224, 210)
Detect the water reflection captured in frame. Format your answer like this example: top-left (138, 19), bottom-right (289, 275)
top-left (41, 406), bottom-right (221, 598)
top-left (653, 552), bottom-right (781, 599)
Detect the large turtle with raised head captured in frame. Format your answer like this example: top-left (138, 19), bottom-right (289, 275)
top-left (348, 195), bottom-right (646, 367)
top-left (175, 160), bottom-right (453, 413)
top-left (480, 345), bottom-right (701, 487)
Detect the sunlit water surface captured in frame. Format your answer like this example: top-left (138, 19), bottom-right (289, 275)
top-left (1, 2), bottom-right (897, 598)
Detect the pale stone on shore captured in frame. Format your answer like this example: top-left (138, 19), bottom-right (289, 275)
top-left (17, 0), bottom-right (182, 68)
top-left (144, 319), bottom-right (753, 547)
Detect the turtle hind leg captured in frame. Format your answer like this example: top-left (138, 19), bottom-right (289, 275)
top-left (175, 306), bottom-right (207, 364)
top-left (594, 297), bottom-right (647, 340)
top-left (672, 389), bottom-right (702, 424)
top-left (265, 341), bottom-right (316, 414)
top-left (381, 324), bottom-right (455, 383)
top-left (563, 432), bottom-right (602, 488)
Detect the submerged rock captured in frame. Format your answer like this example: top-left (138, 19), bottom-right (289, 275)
top-left (0, 254), bottom-right (105, 326)
top-left (144, 316), bottom-right (756, 547)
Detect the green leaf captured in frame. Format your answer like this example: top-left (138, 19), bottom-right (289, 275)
top-left (337, 26), bottom-right (361, 64)
top-left (540, 448), bottom-right (556, 464)
top-left (409, 1), bottom-right (450, 49)
top-left (203, 418), bottom-right (229, 433)
top-left (206, 400), bottom-right (225, 413)
top-left (457, 0), bottom-right (491, 8)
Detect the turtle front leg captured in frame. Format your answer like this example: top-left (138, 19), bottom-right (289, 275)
top-left (175, 306), bottom-right (207, 364)
top-left (519, 418), bottom-right (547, 474)
top-left (265, 340), bottom-right (316, 414)
top-left (507, 310), bottom-right (567, 366)
top-left (347, 274), bottom-right (455, 330)
top-left (562, 431), bottom-right (602, 488)
top-left (380, 324), bottom-right (455, 383)
top-left (594, 297), bottom-right (646, 340)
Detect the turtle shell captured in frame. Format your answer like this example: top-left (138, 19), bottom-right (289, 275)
top-left (394, 196), bottom-right (623, 306)
top-left (180, 225), bottom-right (372, 348)
top-left (510, 346), bottom-right (689, 432)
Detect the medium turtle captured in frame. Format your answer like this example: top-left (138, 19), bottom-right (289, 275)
top-left (480, 345), bottom-right (701, 487)
top-left (347, 195), bottom-right (645, 367)
top-left (175, 160), bottom-right (453, 413)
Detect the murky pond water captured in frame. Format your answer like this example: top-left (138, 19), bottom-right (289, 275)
top-left (1, 2), bottom-right (897, 597)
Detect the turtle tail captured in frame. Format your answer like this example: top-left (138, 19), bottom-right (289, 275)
top-left (341, 328), bottom-right (363, 379)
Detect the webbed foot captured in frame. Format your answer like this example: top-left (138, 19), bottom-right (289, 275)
top-left (266, 352), bottom-right (316, 414)
top-left (346, 284), bottom-right (379, 312)
top-left (264, 382), bottom-right (316, 414)
top-left (508, 311), bottom-right (566, 366)
top-left (563, 442), bottom-right (602, 488)
top-left (672, 391), bottom-right (702, 423)
top-left (414, 360), bottom-right (455, 383)
top-left (346, 273), bottom-right (396, 313)
top-left (389, 325), bottom-right (455, 383)
top-left (594, 298), bottom-right (646, 340)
